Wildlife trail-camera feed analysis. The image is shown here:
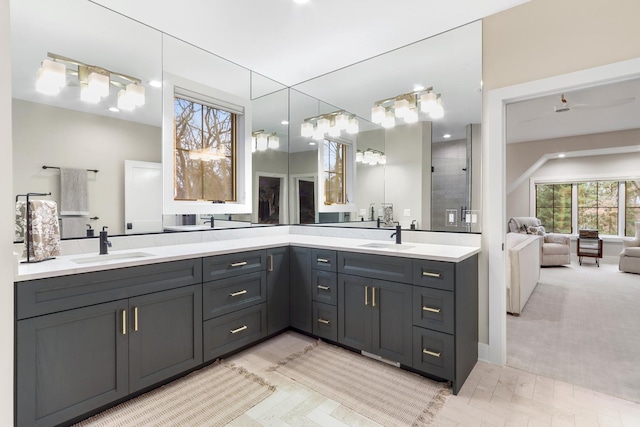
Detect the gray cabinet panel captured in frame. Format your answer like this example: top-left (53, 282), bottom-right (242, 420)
top-left (267, 247), bottom-right (290, 335)
top-left (202, 250), bottom-right (266, 282)
top-left (412, 326), bottom-right (455, 381)
top-left (128, 285), bottom-right (203, 393)
top-left (203, 303), bottom-right (267, 362)
top-left (338, 252), bottom-right (412, 283)
top-left (453, 255), bottom-right (478, 394)
top-left (203, 271), bottom-right (266, 320)
top-left (312, 269), bottom-right (337, 306)
top-left (371, 280), bottom-right (412, 366)
top-left (311, 249), bottom-right (337, 272)
top-left (312, 301), bottom-right (338, 342)
top-left (412, 286), bottom-right (454, 334)
top-left (17, 300), bottom-right (129, 427)
top-left (412, 259), bottom-right (455, 291)
top-left (338, 274), bottom-right (371, 352)
top-left (289, 246), bottom-right (312, 333)
top-left (17, 258), bottom-right (202, 320)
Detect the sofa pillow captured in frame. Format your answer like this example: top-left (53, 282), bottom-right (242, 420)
top-left (526, 225), bottom-right (545, 235)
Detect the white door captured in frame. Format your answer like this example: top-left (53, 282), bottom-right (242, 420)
top-left (124, 160), bottom-right (163, 234)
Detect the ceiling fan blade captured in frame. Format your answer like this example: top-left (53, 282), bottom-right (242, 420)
top-left (571, 97), bottom-right (637, 110)
top-left (514, 111), bottom-right (554, 124)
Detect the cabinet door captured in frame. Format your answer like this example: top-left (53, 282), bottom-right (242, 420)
top-left (371, 280), bottom-right (413, 366)
top-left (17, 300), bottom-right (129, 427)
top-left (128, 284), bottom-right (203, 393)
top-left (289, 246), bottom-right (312, 333)
top-left (338, 274), bottom-right (372, 352)
top-left (267, 246), bottom-right (290, 335)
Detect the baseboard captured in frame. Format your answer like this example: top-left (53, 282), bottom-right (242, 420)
top-left (478, 342), bottom-right (490, 363)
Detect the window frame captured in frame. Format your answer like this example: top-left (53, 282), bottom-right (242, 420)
top-left (317, 136), bottom-right (355, 213)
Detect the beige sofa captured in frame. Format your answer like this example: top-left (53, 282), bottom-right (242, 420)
top-left (620, 222), bottom-right (640, 274)
top-left (508, 217), bottom-right (571, 266)
top-left (506, 232), bottom-right (541, 315)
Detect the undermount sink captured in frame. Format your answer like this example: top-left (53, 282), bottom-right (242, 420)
top-left (358, 242), bottom-right (414, 250)
top-left (71, 251), bottom-right (155, 264)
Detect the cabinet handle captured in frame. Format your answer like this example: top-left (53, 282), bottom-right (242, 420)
top-left (364, 286), bottom-right (369, 305)
top-left (230, 325), bottom-right (248, 334)
top-left (229, 290), bottom-right (248, 297)
top-left (268, 254), bottom-right (274, 272)
top-left (134, 307), bottom-right (139, 332)
top-left (122, 310), bottom-right (126, 335)
top-left (230, 261), bottom-right (248, 267)
top-left (372, 287), bottom-right (376, 307)
top-left (422, 271), bottom-right (441, 278)
top-left (317, 318), bottom-right (330, 324)
top-left (423, 349), bottom-right (442, 358)
top-left (317, 285), bottom-right (330, 291)
top-left (317, 258), bottom-right (329, 264)
top-left (422, 306), bottom-right (441, 313)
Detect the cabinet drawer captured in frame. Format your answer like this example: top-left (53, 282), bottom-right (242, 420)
top-left (412, 259), bottom-right (455, 291)
top-left (203, 271), bottom-right (266, 320)
top-left (16, 258), bottom-right (202, 320)
top-left (412, 327), bottom-right (454, 381)
top-left (312, 302), bottom-right (338, 342)
top-left (312, 270), bottom-right (337, 305)
top-left (338, 251), bottom-right (412, 283)
top-left (203, 250), bottom-right (266, 282)
top-left (311, 249), bottom-right (337, 272)
top-left (203, 303), bottom-right (267, 362)
top-left (412, 286), bottom-right (454, 334)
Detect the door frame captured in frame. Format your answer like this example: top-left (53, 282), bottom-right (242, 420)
top-left (486, 57), bottom-right (640, 365)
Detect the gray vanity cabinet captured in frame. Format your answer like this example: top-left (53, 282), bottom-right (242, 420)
top-left (338, 274), bottom-right (413, 366)
top-left (266, 246), bottom-right (290, 335)
top-left (289, 246), bottom-right (312, 333)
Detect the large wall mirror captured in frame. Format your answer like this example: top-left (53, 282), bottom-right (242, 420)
top-left (11, 0), bottom-right (481, 244)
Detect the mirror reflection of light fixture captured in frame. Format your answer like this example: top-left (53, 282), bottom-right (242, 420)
top-left (300, 110), bottom-right (359, 139)
top-left (371, 86), bottom-right (443, 127)
top-left (356, 148), bottom-right (385, 166)
top-left (252, 130), bottom-right (280, 151)
top-left (35, 52), bottom-right (146, 110)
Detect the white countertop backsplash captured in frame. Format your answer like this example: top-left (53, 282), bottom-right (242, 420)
top-left (15, 226), bottom-right (481, 282)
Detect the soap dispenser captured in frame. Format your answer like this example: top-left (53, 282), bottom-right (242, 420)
top-left (86, 224), bottom-right (94, 237)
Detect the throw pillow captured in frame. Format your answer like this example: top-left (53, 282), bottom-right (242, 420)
top-left (526, 225), bottom-right (545, 235)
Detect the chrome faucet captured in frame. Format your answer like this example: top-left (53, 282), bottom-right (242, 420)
top-left (203, 216), bottom-right (214, 228)
top-left (390, 222), bottom-right (402, 244)
top-left (99, 226), bottom-right (112, 255)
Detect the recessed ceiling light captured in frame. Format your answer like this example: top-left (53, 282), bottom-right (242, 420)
top-left (309, 141), bottom-right (316, 145)
top-left (149, 80), bottom-right (162, 88)
top-left (281, 120), bottom-right (289, 125)
top-left (443, 134), bottom-right (451, 139)
top-left (294, 0), bottom-right (309, 3)
top-left (558, 153), bottom-right (566, 158)
top-left (109, 107), bottom-right (119, 112)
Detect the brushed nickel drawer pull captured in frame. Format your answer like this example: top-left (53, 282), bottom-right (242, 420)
top-left (317, 318), bottom-right (330, 324)
top-left (364, 286), bottom-right (369, 305)
top-left (372, 287), bottom-right (376, 307)
top-left (268, 254), bottom-right (274, 272)
top-left (230, 325), bottom-right (248, 334)
top-left (317, 285), bottom-right (330, 291)
top-left (423, 349), bottom-right (442, 358)
top-left (422, 271), bottom-right (441, 278)
top-left (422, 306), bottom-right (441, 313)
top-left (317, 258), bottom-right (329, 263)
top-left (230, 290), bottom-right (248, 297)
top-left (122, 310), bottom-right (126, 335)
top-left (230, 261), bottom-right (248, 267)
top-left (134, 307), bottom-right (139, 332)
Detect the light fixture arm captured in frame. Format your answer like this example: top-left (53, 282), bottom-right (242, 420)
top-left (373, 86), bottom-right (433, 107)
top-left (47, 52), bottom-right (142, 85)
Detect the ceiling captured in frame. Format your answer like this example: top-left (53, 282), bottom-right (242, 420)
top-left (506, 78), bottom-right (640, 144)
top-left (89, 0), bottom-right (528, 87)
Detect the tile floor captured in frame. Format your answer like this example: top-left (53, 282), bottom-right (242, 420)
top-left (224, 332), bottom-right (640, 426)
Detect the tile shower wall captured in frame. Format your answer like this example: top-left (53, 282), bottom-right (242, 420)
top-left (431, 138), bottom-right (470, 232)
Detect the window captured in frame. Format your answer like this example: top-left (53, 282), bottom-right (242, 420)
top-left (323, 139), bottom-right (346, 205)
top-left (577, 181), bottom-right (618, 235)
top-left (626, 180), bottom-right (640, 236)
top-left (174, 96), bottom-right (237, 202)
top-left (535, 183), bottom-right (572, 233)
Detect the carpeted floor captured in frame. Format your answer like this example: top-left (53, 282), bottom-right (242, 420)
top-left (507, 262), bottom-right (640, 403)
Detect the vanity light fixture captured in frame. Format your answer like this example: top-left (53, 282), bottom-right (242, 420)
top-left (443, 133), bottom-right (451, 139)
top-left (252, 130), bottom-right (280, 151)
top-left (36, 53), bottom-right (146, 110)
top-left (371, 86), bottom-right (444, 127)
top-left (356, 148), bottom-right (386, 166)
top-left (300, 110), bottom-right (359, 139)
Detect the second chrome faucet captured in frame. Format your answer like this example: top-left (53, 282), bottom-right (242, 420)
top-left (99, 226), bottom-right (112, 255)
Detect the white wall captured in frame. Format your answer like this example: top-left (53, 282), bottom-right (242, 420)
top-left (354, 128), bottom-right (385, 220)
top-left (1, 0), bottom-right (13, 422)
top-left (13, 100), bottom-right (161, 235)
top-left (252, 149), bottom-right (288, 175)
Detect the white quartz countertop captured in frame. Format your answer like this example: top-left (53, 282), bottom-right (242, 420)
top-left (15, 234), bottom-right (480, 282)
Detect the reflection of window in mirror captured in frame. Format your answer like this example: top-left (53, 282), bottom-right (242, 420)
top-left (173, 92), bottom-right (239, 202)
top-left (323, 138), bottom-right (347, 205)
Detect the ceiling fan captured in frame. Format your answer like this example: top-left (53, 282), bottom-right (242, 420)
top-left (517, 93), bottom-right (637, 123)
